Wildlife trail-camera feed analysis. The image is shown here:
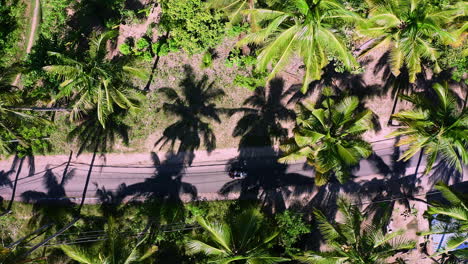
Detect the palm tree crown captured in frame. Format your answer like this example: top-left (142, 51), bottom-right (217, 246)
top-left (0, 67), bottom-right (40, 155)
top-left (187, 208), bottom-right (289, 263)
top-left (423, 182), bottom-right (468, 259)
top-left (60, 217), bottom-right (157, 264)
top-left (389, 82), bottom-right (468, 175)
top-left (43, 31), bottom-right (146, 127)
top-left (239, 0), bottom-right (359, 92)
top-left (279, 89), bottom-right (373, 186)
top-left (297, 198), bottom-right (416, 264)
top-left (360, 0), bottom-right (462, 83)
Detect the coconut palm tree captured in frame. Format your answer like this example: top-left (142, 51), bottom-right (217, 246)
top-left (60, 217), bottom-right (157, 264)
top-left (0, 67), bottom-right (37, 155)
top-left (155, 66), bottom-right (225, 161)
top-left (238, 0), bottom-right (360, 92)
top-left (297, 198), bottom-right (416, 264)
top-left (207, 0), bottom-right (256, 25)
top-left (187, 208), bottom-right (289, 263)
top-left (68, 107), bottom-right (132, 210)
top-left (389, 82), bottom-right (468, 176)
top-left (359, 0), bottom-right (462, 83)
top-left (279, 89), bottom-right (374, 186)
top-left (422, 182), bottom-right (468, 260)
top-left (43, 31), bottom-right (146, 127)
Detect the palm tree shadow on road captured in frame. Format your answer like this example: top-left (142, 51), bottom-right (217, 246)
top-left (21, 167), bottom-right (77, 230)
top-left (221, 78), bottom-right (314, 214)
top-left (117, 151), bottom-right (197, 213)
top-left (360, 137), bottom-right (420, 228)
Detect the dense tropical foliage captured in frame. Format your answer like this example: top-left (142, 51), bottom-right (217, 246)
top-left (238, 0), bottom-right (360, 92)
top-left (389, 82), bottom-right (468, 175)
top-left (298, 198), bottom-right (416, 264)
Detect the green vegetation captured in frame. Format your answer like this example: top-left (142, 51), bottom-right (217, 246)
top-left (422, 182), bottom-right (468, 260)
top-left (298, 198), bottom-right (416, 264)
top-left (0, 0), bottom-right (467, 263)
top-left (187, 208), bottom-right (289, 263)
top-left (280, 89), bottom-right (374, 186)
top-left (390, 83), bottom-right (468, 175)
top-left (0, 0), bottom-right (26, 66)
top-left (159, 0), bottom-right (226, 54)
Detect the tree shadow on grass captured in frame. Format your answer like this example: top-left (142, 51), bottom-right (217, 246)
top-left (155, 65), bottom-right (226, 164)
top-left (230, 78), bottom-right (296, 152)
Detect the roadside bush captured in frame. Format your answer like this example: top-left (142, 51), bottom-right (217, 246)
top-left (275, 210), bottom-right (310, 254)
top-left (159, 0), bottom-right (226, 54)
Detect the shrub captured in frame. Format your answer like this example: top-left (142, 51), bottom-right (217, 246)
top-left (225, 48), bottom-right (257, 68)
top-left (152, 38), bottom-right (179, 56)
top-left (136, 37), bottom-right (150, 51)
top-left (159, 0), bottom-right (226, 54)
top-left (275, 210), bottom-right (310, 254)
top-left (233, 71), bottom-right (268, 91)
top-left (118, 43), bottom-right (132, 55)
top-left (201, 51), bottom-right (213, 68)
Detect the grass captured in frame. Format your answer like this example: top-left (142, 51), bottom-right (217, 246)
top-left (46, 42), bottom-right (257, 155)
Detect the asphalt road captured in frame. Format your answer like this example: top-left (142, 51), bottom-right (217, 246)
top-left (0, 141), bottom-right (466, 204)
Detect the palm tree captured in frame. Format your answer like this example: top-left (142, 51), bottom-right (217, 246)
top-left (187, 208), bottom-right (289, 263)
top-left (389, 82), bottom-right (468, 176)
top-left (155, 66), bottom-right (225, 161)
top-left (422, 182), bottom-right (468, 260)
top-left (279, 89), bottom-right (374, 186)
top-left (359, 0), bottom-right (462, 83)
top-left (43, 31), bottom-right (146, 127)
top-left (297, 198), bottom-right (416, 264)
top-left (238, 0), bottom-right (360, 92)
top-left (0, 67), bottom-right (37, 155)
top-left (60, 217), bottom-right (157, 264)
top-left (68, 107), bottom-right (132, 210)
top-left (207, 0), bottom-right (256, 25)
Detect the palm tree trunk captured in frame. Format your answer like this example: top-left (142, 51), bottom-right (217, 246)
top-left (387, 86), bottom-right (400, 126)
top-left (144, 31), bottom-right (170, 91)
top-left (2, 156), bottom-right (25, 214)
top-left (463, 83), bottom-right (467, 110)
top-left (6, 107), bottom-right (69, 112)
top-left (413, 149), bottom-right (424, 179)
top-left (60, 150), bottom-right (73, 186)
top-left (78, 143), bottom-right (99, 211)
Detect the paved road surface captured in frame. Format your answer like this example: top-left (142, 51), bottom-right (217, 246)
top-left (0, 140), bottom-right (466, 204)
